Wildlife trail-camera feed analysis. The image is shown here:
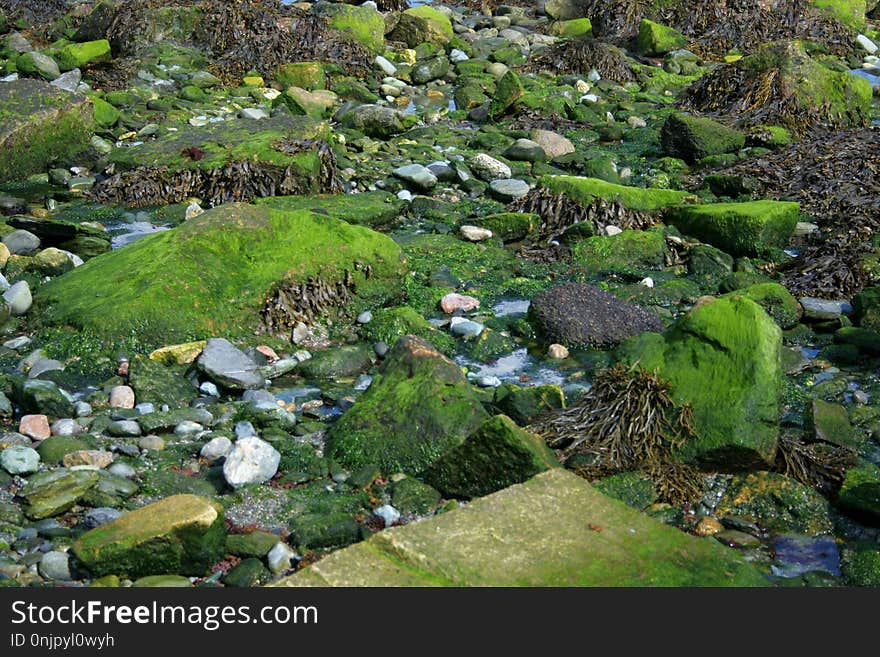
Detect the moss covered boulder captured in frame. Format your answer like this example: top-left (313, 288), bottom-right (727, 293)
top-left (491, 383), bottom-right (565, 425)
top-left (636, 19), bottom-right (687, 56)
top-left (318, 3), bottom-right (385, 53)
top-left (836, 462), bottom-right (880, 523)
top-left (275, 62), bottom-right (326, 91)
top-left (725, 283), bottom-right (801, 329)
top-left (572, 228), bottom-right (669, 277)
top-left (424, 415), bottom-right (560, 499)
top-left (325, 335), bottom-right (490, 475)
top-left (18, 469), bottom-right (99, 520)
top-left (539, 175), bottom-right (690, 211)
top-left (128, 354), bottom-right (197, 408)
top-left (256, 190), bottom-right (406, 230)
top-left (716, 471), bottom-right (833, 535)
top-left (617, 295), bottom-right (781, 469)
top-left (53, 39), bottom-right (111, 71)
top-left (806, 398), bottom-right (858, 448)
top-left (272, 469), bottom-right (768, 586)
top-left (810, 0), bottom-right (866, 28)
top-left (666, 200), bottom-right (800, 257)
top-left (358, 306), bottom-right (454, 355)
top-left (660, 113), bottom-right (745, 164)
top-left (390, 7), bottom-right (454, 48)
top-left (36, 203), bottom-right (403, 346)
top-left (72, 494), bottom-right (226, 579)
top-left (0, 78), bottom-right (93, 181)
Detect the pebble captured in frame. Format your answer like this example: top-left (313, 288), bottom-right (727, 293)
top-left (375, 55), bottom-right (397, 76)
top-left (603, 225), bottom-right (623, 236)
top-left (798, 297), bottom-right (852, 320)
top-left (694, 517), bottom-right (724, 537)
top-left (488, 178), bottom-right (530, 201)
top-left (50, 419), bottom-right (80, 436)
top-left (853, 390), bottom-right (870, 404)
top-left (588, 69), bottom-right (601, 81)
top-left (82, 507), bottom-right (123, 529)
top-left (627, 116), bottom-right (647, 128)
top-left (19, 414), bottom-right (51, 441)
top-left (469, 153), bottom-right (511, 181)
top-left (109, 385), bottom-right (135, 408)
top-left (639, 277), bottom-right (655, 288)
top-left (373, 505), bottom-right (401, 528)
top-left (450, 317), bottom-right (485, 338)
top-left (267, 542), bottom-right (298, 575)
top-left (580, 93), bottom-right (599, 103)
top-left (460, 225), bottom-right (493, 242)
top-left (0, 446), bottom-right (40, 475)
top-left (449, 49), bottom-right (469, 63)
top-left (477, 375), bottom-right (503, 388)
top-left (857, 33), bottom-right (878, 55)
top-left (235, 421), bottom-right (257, 439)
top-left (185, 202), bottom-right (204, 220)
top-left (223, 437), bottom-right (281, 487)
top-left (441, 293), bottom-right (481, 313)
top-left (174, 420), bottom-right (203, 437)
top-left (199, 381), bottom-right (220, 397)
top-left (63, 450), bottom-right (114, 469)
top-left (107, 420), bottom-right (141, 437)
top-left (39, 551), bottom-right (71, 581)
top-left (392, 163), bottom-right (438, 191)
top-left (138, 435), bottom-right (165, 452)
top-left (239, 107), bottom-right (268, 120)
top-left (108, 463), bottom-right (136, 478)
top-left (548, 344), bottom-right (569, 359)
top-left (3, 336), bottom-right (32, 351)
top-left (135, 402), bottom-right (155, 415)
top-left (3, 280), bottom-right (32, 315)
top-left (357, 310), bottom-right (373, 324)
top-left (27, 359), bottom-right (65, 379)
top-left (374, 341), bottom-right (389, 358)
top-left (397, 190), bottom-right (413, 201)
top-left (50, 69), bottom-right (81, 92)
top-left (200, 436), bottom-right (233, 463)
top-left (74, 401), bottom-right (92, 417)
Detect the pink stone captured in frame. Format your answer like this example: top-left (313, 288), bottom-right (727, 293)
top-left (256, 345), bottom-right (279, 362)
top-left (109, 385), bottom-right (135, 408)
top-left (19, 414), bottom-right (51, 441)
top-left (440, 293), bottom-right (481, 314)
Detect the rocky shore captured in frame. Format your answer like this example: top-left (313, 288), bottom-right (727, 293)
top-left (0, 0), bottom-right (879, 587)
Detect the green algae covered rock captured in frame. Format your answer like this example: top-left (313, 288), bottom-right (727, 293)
top-left (19, 469), bottom-right (100, 520)
top-left (36, 203), bottom-right (403, 346)
top-left (836, 461), bottom-right (880, 523)
top-left (491, 383), bottom-right (565, 426)
top-left (806, 398), bottom-right (858, 448)
top-left (321, 4), bottom-right (386, 53)
top-left (0, 78), bottom-right (93, 181)
top-left (358, 306), bottom-right (455, 355)
top-left (72, 494), bottom-right (227, 579)
top-left (572, 228), bottom-right (668, 277)
top-left (666, 200), bottom-right (800, 257)
top-left (725, 283), bottom-right (801, 329)
top-left (716, 471), bottom-right (833, 534)
top-left (617, 295), bottom-right (781, 469)
top-left (424, 415), bottom-right (560, 499)
top-left (391, 7), bottom-right (454, 48)
top-left (325, 335), bottom-right (490, 475)
top-left (53, 39), bottom-right (110, 71)
top-left (272, 469), bottom-right (769, 586)
top-left (636, 19), bottom-right (687, 56)
top-left (390, 477), bottom-right (442, 515)
top-left (594, 471), bottom-right (659, 510)
top-left (127, 354), bottom-right (197, 409)
top-left (489, 70), bottom-right (525, 120)
top-left (660, 113), bottom-right (745, 163)
top-left (226, 531), bottom-right (281, 558)
top-left (275, 62), bottom-right (326, 91)
top-left (539, 175), bottom-right (690, 211)
top-left (256, 190), bottom-right (406, 230)
top-left (810, 0), bottom-right (866, 28)
top-left (841, 542), bottom-right (880, 586)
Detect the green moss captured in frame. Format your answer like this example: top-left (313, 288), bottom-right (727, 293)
top-left (359, 306), bottom-right (455, 355)
top-left (539, 175), bottom-right (690, 211)
top-left (617, 295), bottom-right (781, 469)
top-left (325, 335), bottom-right (490, 475)
top-left (256, 191), bottom-right (405, 230)
top-left (841, 543), bottom-right (880, 586)
top-left (489, 70), bottom-right (525, 121)
top-left (324, 4), bottom-right (385, 54)
top-left (36, 203), bottom-right (404, 347)
top-left (837, 461), bottom-right (880, 522)
top-left (471, 213), bottom-right (539, 242)
top-left (226, 531), bottom-right (280, 558)
top-left (666, 200), bottom-right (800, 257)
top-left (806, 398), bottom-right (858, 448)
top-left (594, 471), bottom-right (659, 510)
top-left (573, 228), bottom-right (668, 278)
top-left (726, 283), bottom-right (800, 329)
top-left (35, 435), bottom-right (92, 464)
top-left (636, 19), bottom-right (687, 55)
top-left (53, 39), bottom-right (110, 71)
top-left (809, 0), bottom-right (865, 28)
top-left (400, 6), bottom-right (454, 44)
top-left (275, 62), bottom-right (326, 91)
top-left (390, 476), bottom-right (442, 515)
top-left (549, 18), bottom-right (593, 38)
top-left (424, 415), bottom-right (560, 499)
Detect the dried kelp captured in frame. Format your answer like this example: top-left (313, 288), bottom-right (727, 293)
top-left (529, 363), bottom-right (703, 504)
top-left (259, 263), bottom-right (373, 335)
top-left (89, 144), bottom-right (342, 208)
top-left (774, 432), bottom-right (856, 495)
top-left (528, 38), bottom-right (639, 84)
top-left (697, 127), bottom-right (880, 298)
top-left (511, 188), bottom-right (659, 243)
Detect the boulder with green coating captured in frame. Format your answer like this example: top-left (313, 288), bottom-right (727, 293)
top-left (275, 62), bottom-right (326, 91)
top-left (660, 113), bottom-right (745, 163)
top-left (806, 398), bottom-right (858, 448)
top-left (53, 39), bottom-right (110, 71)
top-left (617, 295), bottom-right (781, 470)
top-left (424, 415), bottom-right (560, 499)
top-left (72, 494), bottom-right (227, 578)
top-left (36, 203), bottom-right (404, 347)
top-left (636, 19), bottom-right (687, 55)
top-left (325, 335), bottom-right (490, 475)
top-left (272, 469), bottom-right (769, 586)
top-left (390, 6), bottom-right (454, 47)
top-left (489, 70), bottom-right (525, 120)
top-left (666, 200), bottom-right (800, 257)
top-left (539, 175), bottom-right (691, 211)
top-left (837, 462), bottom-right (880, 523)
top-left (19, 469), bottom-right (99, 520)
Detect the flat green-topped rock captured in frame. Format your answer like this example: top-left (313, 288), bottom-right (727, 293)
top-left (19, 469), bottom-right (100, 520)
top-left (72, 494), bottom-right (226, 579)
top-left (256, 191), bottom-right (406, 230)
top-left (272, 469), bottom-right (769, 586)
top-left (539, 176), bottom-right (691, 211)
top-left (0, 78), bottom-right (94, 181)
top-left (36, 203), bottom-right (404, 345)
top-left (666, 200), bottom-right (800, 257)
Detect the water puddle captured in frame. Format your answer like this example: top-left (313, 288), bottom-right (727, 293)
top-left (770, 534), bottom-right (840, 578)
top-left (105, 217), bottom-right (171, 249)
top-left (491, 298), bottom-right (530, 317)
top-left (455, 347), bottom-right (567, 387)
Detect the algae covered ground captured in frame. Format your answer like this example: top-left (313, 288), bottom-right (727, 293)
top-left (0, 0), bottom-right (879, 589)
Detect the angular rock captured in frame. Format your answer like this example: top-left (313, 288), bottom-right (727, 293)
top-left (836, 461), bottom-right (880, 523)
top-left (2, 229), bottom-right (40, 255)
top-left (531, 129), bottom-right (575, 160)
top-left (469, 153), bottom-right (511, 181)
top-left (273, 469), bottom-right (767, 586)
top-left (502, 138), bottom-right (547, 163)
top-left (19, 469), bottom-right (100, 520)
top-left (807, 398), bottom-right (857, 448)
top-left (0, 446), bottom-right (40, 475)
top-left (16, 51), bottom-right (60, 81)
top-left (488, 178), bottom-right (530, 202)
top-left (636, 19), bottom-right (687, 56)
top-left (3, 280), bottom-right (32, 315)
top-left (197, 338), bottom-right (264, 391)
top-left (326, 335), bottom-right (490, 474)
top-left (63, 450), bottom-right (114, 469)
top-left (424, 415), bottom-right (560, 499)
top-left (53, 39), bottom-right (111, 71)
top-left (72, 494), bottom-right (226, 578)
top-left (393, 164), bottom-right (438, 192)
top-left (19, 415), bottom-right (51, 441)
top-left (338, 104), bottom-right (405, 138)
top-left (530, 282), bottom-right (663, 349)
top-left (489, 70), bottom-right (524, 120)
top-left (661, 113), bottom-right (745, 163)
top-left (390, 6), bottom-right (454, 47)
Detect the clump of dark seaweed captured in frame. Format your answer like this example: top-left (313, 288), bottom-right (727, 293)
top-left (89, 141), bottom-right (342, 208)
top-left (259, 262), bottom-right (373, 335)
top-left (774, 431), bottom-right (856, 495)
top-left (529, 363), bottom-right (703, 504)
top-left (511, 188), bottom-right (659, 244)
top-left (693, 127), bottom-right (880, 298)
top-left (528, 38), bottom-right (639, 84)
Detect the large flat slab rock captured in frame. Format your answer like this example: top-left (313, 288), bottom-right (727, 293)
top-left (272, 469), bottom-right (768, 587)
top-left (0, 78), bottom-right (93, 181)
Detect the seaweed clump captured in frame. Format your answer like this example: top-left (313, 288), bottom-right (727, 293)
top-left (89, 140), bottom-right (342, 208)
top-left (773, 431), bottom-right (856, 495)
top-left (528, 38), bottom-right (638, 84)
top-left (529, 363), bottom-right (703, 504)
